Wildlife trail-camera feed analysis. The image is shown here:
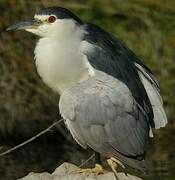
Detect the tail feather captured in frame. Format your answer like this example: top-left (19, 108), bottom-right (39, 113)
top-left (138, 71), bottom-right (168, 131)
top-left (110, 149), bottom-right (148, 172)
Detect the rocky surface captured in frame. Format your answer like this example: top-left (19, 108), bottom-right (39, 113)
top-left (18, 162), bottom-right (143, 180)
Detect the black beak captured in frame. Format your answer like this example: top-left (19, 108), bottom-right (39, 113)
top-left (6, 19), bottom-right (41, 31)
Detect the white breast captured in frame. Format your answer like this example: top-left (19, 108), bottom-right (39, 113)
top-left (34, 37), bottom-right (95, 94)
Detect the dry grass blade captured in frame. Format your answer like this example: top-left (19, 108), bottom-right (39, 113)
top-left (0, 118), bottom-right (64, 157)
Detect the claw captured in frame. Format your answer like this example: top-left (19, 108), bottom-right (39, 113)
top-left (107, 158), bottom-right (119, 180)
top-left (73, 164), bottom-right (104, 175)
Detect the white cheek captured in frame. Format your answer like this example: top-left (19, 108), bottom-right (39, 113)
top-left (26, 24), bottom-right (49, 37)
top-left (38, 24), bottom-right (50, 35)
top-left (26, 18), bottom-right (79, 38)
top-left (48, 19), bottom-right (80, 39)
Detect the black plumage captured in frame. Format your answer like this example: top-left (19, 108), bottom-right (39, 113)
top-left (36, 7), bottom-right (83, 24)
top-left (82, 23), bottom-right (155, 127)
top-left (7, 6), bottom-right (167, 173)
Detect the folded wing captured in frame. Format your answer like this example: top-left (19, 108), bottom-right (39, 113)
top-left (59, 71), bottom-right (150, 171)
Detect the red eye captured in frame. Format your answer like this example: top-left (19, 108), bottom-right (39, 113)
top-left (48, 16), bottom-right (56, 23)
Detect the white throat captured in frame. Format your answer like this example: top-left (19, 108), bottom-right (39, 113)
top-left (34, 25), bottom-right (94, 94)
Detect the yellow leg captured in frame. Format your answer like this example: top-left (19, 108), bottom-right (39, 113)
top-left (107, 158), bottom-right (119, 180)
top-left (75, 163), bottom-right (104, 175)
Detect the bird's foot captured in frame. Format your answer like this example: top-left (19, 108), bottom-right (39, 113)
top-left (107, 158), bottom-right (120, 180)
top-left (75, 164), bottom-right (104, 175)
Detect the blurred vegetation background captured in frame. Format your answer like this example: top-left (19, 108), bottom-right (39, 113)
top-left (0, 0), bottom-right (175, 180)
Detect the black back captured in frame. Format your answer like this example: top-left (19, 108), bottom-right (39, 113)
top-left (83, 23), bottom-right (154, 127)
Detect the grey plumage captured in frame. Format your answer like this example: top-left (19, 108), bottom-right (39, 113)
top-left (82, 23), bottom-right (154, 127)
top-left (7, 6), bottom-right (167, 172)
top-left (59, 71), bottom-right (149, 171)
top-left (136, 64), bottom-right (167, 129)
top-left (81, 23), bottom-right (167, 131)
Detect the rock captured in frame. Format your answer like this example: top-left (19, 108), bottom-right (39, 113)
top-left (18, 162), bottom-right (143, 180)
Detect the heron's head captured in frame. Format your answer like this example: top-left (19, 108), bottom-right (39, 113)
top-left (7, 7), bottom-right (83, 38)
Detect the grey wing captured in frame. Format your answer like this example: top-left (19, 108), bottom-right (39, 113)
top-left (134, 62), bottom-right (168, 129)
top-left (82, 23), bottom-right (154, 128)
top-left (59, 72), bottom-right (149, 171)
top-left (81, 23), bottom-right (167, 131)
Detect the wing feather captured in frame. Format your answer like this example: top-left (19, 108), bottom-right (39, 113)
top-left (135, 63), bottom-right (168, 129)
top-left (59, 71), bottom-right (149, 171)
top-left (82, 23), bottom-right (167, 129)
top-left (82, 23), bottom-right (154, 127)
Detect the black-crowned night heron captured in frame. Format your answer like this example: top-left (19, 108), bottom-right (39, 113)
top-left (7, 7), bottom-right (167, 176)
